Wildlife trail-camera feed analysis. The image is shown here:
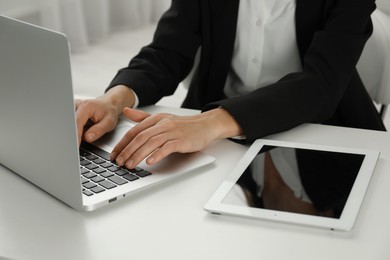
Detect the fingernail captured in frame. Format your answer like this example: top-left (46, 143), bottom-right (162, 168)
top-left (125, 160), bottom-right (134, 169)
top-left (147, 157), bottom-right (155, 165)
top-left (116, 156), bottom-right (124, 166)
top-left (87, 133), bottom-right (95, 141)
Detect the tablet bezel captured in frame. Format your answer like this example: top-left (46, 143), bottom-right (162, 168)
top-left (204, 139), bottom-right (380, 231)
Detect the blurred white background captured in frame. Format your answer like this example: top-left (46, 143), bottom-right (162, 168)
top-left (0, 0), bottom-right (170, 51)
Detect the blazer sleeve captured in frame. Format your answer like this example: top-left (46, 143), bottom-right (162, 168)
top-left (204, 0), bottom-right (377, 142)
top-left (106, 0), bottom-right (201, 106)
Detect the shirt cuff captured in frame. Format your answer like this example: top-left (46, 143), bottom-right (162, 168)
top-left (131, 89), bottom-right (139, 108)
top-left (230, 135), bottom-right (247, 140)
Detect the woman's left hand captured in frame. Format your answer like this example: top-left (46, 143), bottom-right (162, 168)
top-left (110, 107), bottom-right (242, 169)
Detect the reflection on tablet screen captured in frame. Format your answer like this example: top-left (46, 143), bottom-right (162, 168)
top-left (222, 145), bottom-right (365, 219)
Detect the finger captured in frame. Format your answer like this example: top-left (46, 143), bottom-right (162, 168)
top-left (83, 115), bottom-right (117, 142)
top-left (122, 134), bottom-right (169, 168)
top-left (145, 140), bottom-right (179, 165)
top-left (123, 107), bottom-right (150, 122)
top-left (75, 104), bottom-right (92, 146)
top-left (111, 120), bottom-right (168, 164)
top-left (111, 113), bottom-right (167, 160)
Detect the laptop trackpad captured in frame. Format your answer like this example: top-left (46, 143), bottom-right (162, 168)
top-left (94, 120), bottom-right (136, 150)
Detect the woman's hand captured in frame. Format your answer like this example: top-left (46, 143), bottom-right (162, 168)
top-left (75, 98), bottom-right (120, 145)
top-left (75, 85), bottom-right (135, 146)
top-left (111, 107), bottom-right (243, 169)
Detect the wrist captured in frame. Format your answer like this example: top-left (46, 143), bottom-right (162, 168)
top-left (100, 85), bottom-right (135, 115)
top-left (202, 108), bottom-right (243, 139)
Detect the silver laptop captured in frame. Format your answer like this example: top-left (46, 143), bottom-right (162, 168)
top-left (0, 15), bottom-right (215, 211)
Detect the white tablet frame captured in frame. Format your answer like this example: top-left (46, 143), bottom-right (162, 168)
top-left (204, 139), bottom-right (380, 231)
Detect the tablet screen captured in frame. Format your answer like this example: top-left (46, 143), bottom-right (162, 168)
top-left (222, 145), bottom-right (365, 219)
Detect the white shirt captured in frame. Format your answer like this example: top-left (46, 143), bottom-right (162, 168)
top-left (224, 0), bottom-right (302, 97)
top-left (134, 0), bottom-right (302, 107)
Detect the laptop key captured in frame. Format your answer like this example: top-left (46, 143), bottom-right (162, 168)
top-left (86, 163), bottom-right (98, 170)
top-left (115, 169), bottom-right (129, 176)
top-left (99, 180), bottom-right (117, 189)
top-left (109, 175), bottom-right (128, 185)
top-left (100, 171), bottom-right (114, 178)
top-left (83, 189), bottom-right (94, 196)
top-left (135, 170), bottom-right (152, 178)
top-left (108, 166), bottom-right (121, 172)
top-left (81, 177), bottom-right (89, 184)
top-left (93, 158), bottom-right (105, 164)
top-left (91, 186), bottom-right (105, 194)
top-left (129, 166), bottom-right (143, 173)
top-left (91, 176), bottom-right (105, 183)
top-left (85, 154), bottom-right (98, 160)
top-left (83, 172), bottom-right (97, 179)
top-left (100, 162), bottom-right (113, 168)
top-left (93, 167), bottom-right (106, 174)
top-left (123, 174), bottom-right (139, 182)
top-left (80, 168), bottom-right (90, 174)
top-left (79, 149), bottom-right (91, 157)
top-left (83, 182), bottom-right (97, 189)
top-left (80, 160), bottom-right (91, 166)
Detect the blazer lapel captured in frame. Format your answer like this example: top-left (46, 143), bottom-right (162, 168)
top-left (204, 0), bottom-right (240, 102)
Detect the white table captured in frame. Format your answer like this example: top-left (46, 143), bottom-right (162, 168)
top-left (1, 105), bottom-right (389, 260)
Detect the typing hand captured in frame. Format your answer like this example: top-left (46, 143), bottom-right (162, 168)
top-left (75, 85), bottom-right (136, 146)
top-left (111, 107), bottom-right (242, 169)
top-left (75, 98), bottom-right (120, 146)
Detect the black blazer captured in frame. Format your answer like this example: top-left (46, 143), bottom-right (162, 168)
top-left (109, 0), bottom-right (386, 142)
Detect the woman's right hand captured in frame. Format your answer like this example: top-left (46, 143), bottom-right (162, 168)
top-left (75, 85), bottom-right (135, 146)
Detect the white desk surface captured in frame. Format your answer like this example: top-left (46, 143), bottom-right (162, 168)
top-left (1, 105), bottom-right (390, 260)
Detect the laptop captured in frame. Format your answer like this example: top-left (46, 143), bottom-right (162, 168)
top-left (204, 139), bottom-right (379, 231)
top-left (0, 15), bottom-right (215, 211)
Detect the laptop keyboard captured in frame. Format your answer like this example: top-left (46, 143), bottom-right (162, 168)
top-left (79, 142), bottom-right (151, 196)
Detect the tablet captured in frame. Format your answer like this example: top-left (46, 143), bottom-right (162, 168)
top-left (204, 139), bottom-right (380, 231)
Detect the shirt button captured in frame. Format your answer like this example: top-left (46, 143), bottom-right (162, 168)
top-left (252, 57), bottom-right (259, 64)
top-left (256, 18), bottom-right (261, 26)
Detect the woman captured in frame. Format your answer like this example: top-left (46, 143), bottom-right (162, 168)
top-left (76, 0), bottom-right (385, 214)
